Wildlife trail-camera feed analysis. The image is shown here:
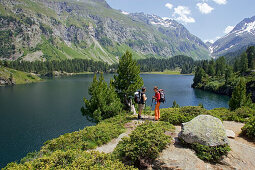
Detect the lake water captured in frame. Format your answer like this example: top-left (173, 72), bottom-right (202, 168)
top-left (0, 74), bottom-right (229, 168)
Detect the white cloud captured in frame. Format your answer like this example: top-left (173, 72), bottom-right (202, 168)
top-left (224, 26), bottom-right (234, 34)
top-left (212, 0), bottom-right (227, 5)
top-left (165, 3), bottom-right (173, 10)
top-left (197, 3), bottom-right (214, 14)
top-left (173, 6), bottom-right (195, 24)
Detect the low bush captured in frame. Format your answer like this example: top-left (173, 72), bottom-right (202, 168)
top-left (113, 121), bottom-right (174, 166)
top-left (161, 106), bottom-right (254, 125)
top-left (41, 114), bottom-right (130, 153)
top-left (242, 117), bottom-right (255, 139)
top-left (160, 106), bottom-right (209, 125)
top-left (180, 139), bottom-right (231, 163)
top-left (209, 107), bottom-right (231, 120)
top-left (4, 150), bottom-right (136, 170)
top-left (228, 107), bottom-right (255, 123)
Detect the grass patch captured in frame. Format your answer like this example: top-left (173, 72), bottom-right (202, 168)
top-left (0, 66), bottom-right (41, 84)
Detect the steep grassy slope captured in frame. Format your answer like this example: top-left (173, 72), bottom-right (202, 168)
top-left (0, 0), bottom-right (210, 63)
top-left (0, 66), bottom-right (41, 84)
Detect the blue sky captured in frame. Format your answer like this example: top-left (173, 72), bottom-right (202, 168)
top-left (106, 0), bottom-right (255, 43)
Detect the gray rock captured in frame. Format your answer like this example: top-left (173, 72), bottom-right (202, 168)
top-left (179, 115), bottom-right (229, 146)
top-left (226, 129), bottom-right (235, 138)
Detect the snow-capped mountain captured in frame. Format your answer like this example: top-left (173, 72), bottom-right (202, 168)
top-left (211, 16), bottom-right (255, 57)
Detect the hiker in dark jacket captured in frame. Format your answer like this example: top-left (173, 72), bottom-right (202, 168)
top-left (138, 87), bottom-right (147, 119)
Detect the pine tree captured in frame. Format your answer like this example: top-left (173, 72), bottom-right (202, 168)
top-left (193, 66), bottom-right (205, 86)
top-left (81, 74), bottom-right (123, 122)
top-left (229, 78), bottom-right (251, 111)
top-left (172, 100), bottom-right (180, 108)
top-left (233, 58), bottom-right (240, 73)
top-left (246, 46), bottom-right (255, 69)
top-left (240, 52), bottom-right (248, 73)
top-left (113, 51), bottom-right (143, 108)
top-left (215, 56), bottom-right (226, 76)
top-left (225, 66), bottom-right (233, 84)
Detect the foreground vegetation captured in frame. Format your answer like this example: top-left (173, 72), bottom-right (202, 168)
top-left (113, 121), bottom-right (174, 167)
top-left (4, 115), bottom-right (135, 169)
top-left (0, 66), bottom-right (41, 85)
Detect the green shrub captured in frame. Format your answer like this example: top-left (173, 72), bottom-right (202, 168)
top-left (4, 150), bottom-right (136, 170)
top-left (242, 117), bottom-right (255, 139)
top-left (208, 107), bottom-right (231, 120)
top-left (81, 74), bottom-right (123, 122)
top-left (160, 106), bottom-right (209, 125)
top-left (180, 139), bottom-right (230, 163)
top-left (41, 114), bottom-right (130, 153)
top-left (113, 121), bottom-right (174, 166)
top-left (227, 107), bottom-right (255, 122)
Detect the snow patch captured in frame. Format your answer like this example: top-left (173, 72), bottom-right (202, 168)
top-left (121, 11), bottom-right (129, 15)
top-left (148, 15), bottom-right (175, 28)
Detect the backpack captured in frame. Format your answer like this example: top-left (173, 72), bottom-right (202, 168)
top-left (134, 91), bottom-right (142, 104)
top-left (158, 89), bottom-right (165, 103)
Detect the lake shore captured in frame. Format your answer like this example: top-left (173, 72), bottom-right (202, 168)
top-left (141, 70), bottom-right (193, 75)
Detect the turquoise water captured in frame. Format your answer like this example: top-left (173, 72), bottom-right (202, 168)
top-left (0, 74), bottom-right (229, 167)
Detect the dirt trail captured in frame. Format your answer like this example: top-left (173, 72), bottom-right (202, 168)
top-left (94, 115), bottom-right (154, 153)
top-left (93, 116), bottom-right (255, 170)
top-left (154, 121), bottom-right (255, 170)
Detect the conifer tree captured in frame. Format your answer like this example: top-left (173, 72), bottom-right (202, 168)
top-left (233, 59), bottom-right (240, 73)
top-left (215, 56), bottom-right (226, 76)
top-left (193, 66), bottom-right (205, 86)
top-left (240, 53), bottom-right (248, 73)
top-left (229, 78), bottom-right (252, 110)
top-left (81, 74), bottom-right (123, 122)
top-left (113, 51), bottom-right (143, 108)
top-left (172, 100), bottom-right (180, 108)
top-left (246, 46), bottom-right (255, 69)
top-left (225, 66), bottom-right (233, 84)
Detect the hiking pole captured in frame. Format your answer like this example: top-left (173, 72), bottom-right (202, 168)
top-left (151, 98), bottom-right (154, 107)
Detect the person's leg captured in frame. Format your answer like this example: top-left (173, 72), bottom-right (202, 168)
top-left (155, 102), bottom-right (160, 120)
top-left (158, 103), bottom-right (161, 119)
top-left (154, 104), bottom-right (158, 120)
top-left (138, 104), bottom-right (142, 119)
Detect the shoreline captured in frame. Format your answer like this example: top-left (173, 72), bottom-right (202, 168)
top-left (141, 71), bottom-right (193, 75)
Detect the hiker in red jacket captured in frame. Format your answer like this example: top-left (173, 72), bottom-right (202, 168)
top-left (153, 86), bottom-right (160, 121)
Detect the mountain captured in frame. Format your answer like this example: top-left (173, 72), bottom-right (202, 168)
top-left (0, 0), bottom-right (210, 63)
top-left (211, 16), bottom-right (255, 57)
top-left (205, 41), bottom-right (213, 48)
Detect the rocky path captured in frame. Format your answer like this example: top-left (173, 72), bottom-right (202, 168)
top-left (94, 116), bottom-right (153, 153)
top-left (93, 116), bottom-right (255, 170)
top-left (154, 121), bottom-right (255, 170)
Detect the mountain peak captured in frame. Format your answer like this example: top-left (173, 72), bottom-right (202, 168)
top-left (231, 15), bottom-right (255, 35)
top-left (210, 15), bottom-right (255, 57)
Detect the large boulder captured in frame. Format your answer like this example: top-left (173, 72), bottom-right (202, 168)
top-left (179, 115), bottom-right (228, 146)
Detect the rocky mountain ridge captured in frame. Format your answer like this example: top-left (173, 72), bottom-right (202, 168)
top-left (0, 0), bottom-right (210, 63)
top-left (210, 15), bottom-right (255, 57)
